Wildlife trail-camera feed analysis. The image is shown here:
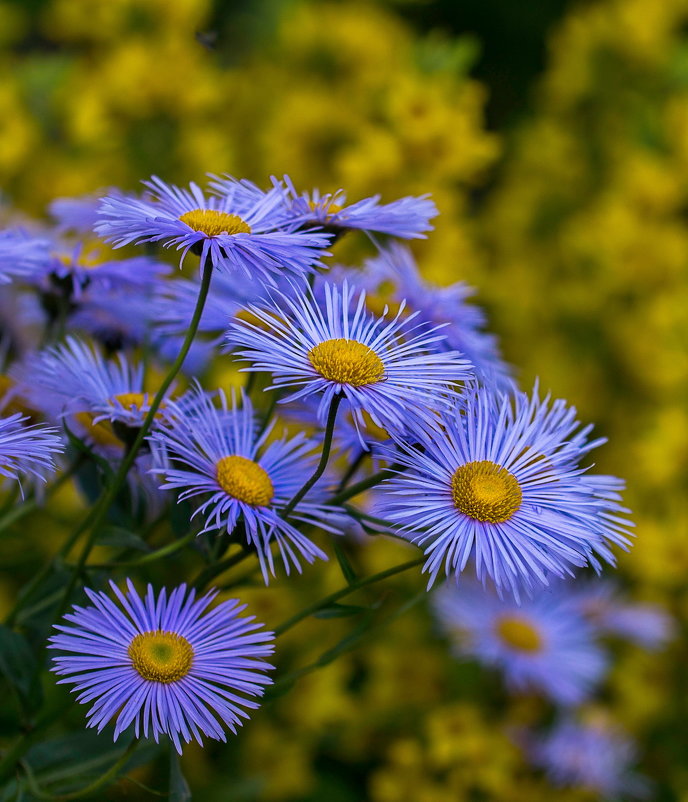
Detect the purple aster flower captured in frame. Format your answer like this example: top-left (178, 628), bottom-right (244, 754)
top-left (433, 580), bottom-right (607, 705)
top-left (260, 175), bottom-right (437, 239)
top-left (567, 579), bottom-right (674, 651)
top-left (49, 190), bottom-right (121, 235)
top-left (527, 718), bottom-right (649, 798)
top-left (0, 412), bottom-right (63, 485)
top-left (149, 387), bottom-right (340, 581)
top-left (95, 176), bottom-right (331, 284)
top-left (227, 280), bottom-right (473, 438)
top-left (375, 386), bottom-right (633, 598)
top-left (49, 580), bottom-right (274, 753)
top-left (0, 229), bottom-right (51, 284)
top-left (359, 243), bottom-right (513, 388)
top-left (26, 337), bottom-right (178, 432)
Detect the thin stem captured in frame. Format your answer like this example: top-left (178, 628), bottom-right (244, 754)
top-left (192, 545), bottom-right (252, 592)
top-left (282, 393), bottom-right (342, 518)
top-left (56, 256), bottom-right (213, 618)
top-left (273, 554), bottom-right (425, 637)
top-left (336, 448), bottom-right (367, 493)
top-left (74, 529), bottom-right (198, 570)
top-left (20, 740), bottom-right (138, 800)
top-left (329, 465), bottom-right (396, 505)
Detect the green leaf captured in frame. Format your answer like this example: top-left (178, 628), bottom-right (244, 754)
top-left (96, 526), bottom-right (151, 552)
top-left (0, 625), bottom-right (41, 712)
top-left (332, 540), bottom-right (357, 585)
top-left (169, 749), bottom-right (191, 802)
top-left (313, 604), bottom-right (369, 619)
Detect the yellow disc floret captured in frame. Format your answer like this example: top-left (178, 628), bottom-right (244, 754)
top-left (451, 460), bottom-right (522, 523)
top-left (216, 455), bottom-right (274, 506)
top-left (128, 630), bottom-right (194, 683)
top-left (308, 338), bottom-right (385, 386)
top-left (495, 615), bottom-right (543, 653)
top-left (179, 209), bottom-right (251, 236)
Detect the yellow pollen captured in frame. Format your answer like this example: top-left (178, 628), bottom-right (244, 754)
top-left (308, 200), bottom-right (342, 218)
top-left (308, 338), bottom-right (385, 386)
top-left (451, 460), bottom-right (522, 523)
top-left (216, 455), bottom-right (274, 506)
top-left (495, 615), bottom-right (543, 653)
top-left (128, 630), bottom-right (194, 683)
top-left (73, 411), bottom-right (120, 447)
top-left (179, 209), bottom-right (251, 237)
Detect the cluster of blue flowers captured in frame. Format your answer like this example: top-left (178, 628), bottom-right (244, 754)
top-left (0, 172), bottom-right (670, 793)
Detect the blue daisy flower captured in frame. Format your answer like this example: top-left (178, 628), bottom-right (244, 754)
top-left (149, 387), bottom-right (340, 581)
top-left (0, 412), bottom-right (63, 485)
top-left (359, 243), bottom-right (513, 388)
top-left (49, 580), bottom-right (274, 753)
top-left (0, 229), bottom-right (51, 284)
top-left (95, 176), bottom-right (331, 284)
top-left (227, 280), bottom-right (473, 437)
top-left (567, 578), bottom-right (674, 651)
top-left (49, 190), bottom-right (121, 235)
top-left (263, 175), bottom-right (437, 239)
top-left (376, 386), bottom-right (633, 598)
top-left (433, 580), bottom-right (607, 705)
top-left (527, 717), bottom-right (649, 798)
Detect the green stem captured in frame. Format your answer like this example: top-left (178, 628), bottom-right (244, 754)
top-left (273, 554), bottom-right (425, 637)
top-left (192, 545), bottom-right (252, 591)
top-left (74, 529), bottom-right (198, 570)
top-left (20, 740), bottom-right (138, 800)
top-left (329, 465), bottom-right (396, 505)
top-left (336, 448), bottom-right (367, 493)
top-left (282, 393), bottom-right (342, 518)
top-left (56, 256), bottom-right (213, 617)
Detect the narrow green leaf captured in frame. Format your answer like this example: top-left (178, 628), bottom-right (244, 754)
top-left (0, 625), bottom-right (41, 712)
top-left (169, 749), bottom-right (191, 802)
top-left (313, 604), bottom-right (368, 619)
top-left (96, 526), bottom-right (151, 552)
top-left (332, 540), bottom-right (357, 584)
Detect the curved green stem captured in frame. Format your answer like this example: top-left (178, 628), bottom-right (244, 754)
top-left (274, 554), bottom-right (425, 637)
top-left (56, 256), bottom-right (213, 617)
top-left (282, 393), bottom-right (342, 518)
top-left (192, 545), bottom-right (252, 591)
top-left (74, 529), bottom-right (198, 570)
top-left (329, 465), bottom-right (397, 505)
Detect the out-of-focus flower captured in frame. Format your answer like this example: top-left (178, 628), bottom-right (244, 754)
top-left (377, 387), bottom-right (632, 597)
top-left (433, 581), bottom-right (607, 705)
top-left (228, 280), bottom-right (472, 439)
top-left (96, 176), bottom-right (331, 283)
top-left (150, 387), bottom-right (340, 580)
top-left (0, 229), bottom-right (51, 284)
top-left (50, 580), bottom-right (274, 753)
top-left (527, 717), bottom-right (649, 798)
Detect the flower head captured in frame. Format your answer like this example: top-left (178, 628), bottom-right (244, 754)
top-left (527, 718), bottom-right (649, 798)
top-left (0, 229), bottom-right (51, 285)
top-left (267, 175), bottom-right (437, 239)
top-left (150, 387), bottom-right (340, 581)
top-left (228, 280), bottom-right (472, 439)
top-left (0, 413), bottom-right (63, 485)
top-left (50, 580), bottom-right (274, 753)
top-left (433, 580), bottom-right (607, 705)
top-left (376, 386), bottom-right (633, 598)
top-left (96, 176), bottom-right (330, 284)
top-left (359, 243), bottom-right (512, 388)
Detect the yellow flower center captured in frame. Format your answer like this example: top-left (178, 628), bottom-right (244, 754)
top-left (128, 630), bottom-right (194, 683)
top-left (308, 200), bottom-right (342, 219)
top-left (451, 460), bottom-right (522, 523)
top-left (179, 209), bottom-right (252, 237)
top-left (495, 615), bottom-right (543, 653)
top-left (216, 455), bottom-right (274, 506)
top-left (73, 411), bottom-right (121, 447)
top-left (308, 338), bottom-right (385, 386)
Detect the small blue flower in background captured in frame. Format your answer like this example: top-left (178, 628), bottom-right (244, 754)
top-left (26, 337), bottom-right (182, 432)
top-left (150, 387), bottom-right (340, 581)
top-left (50, 580), bottom-right (274, 753)
top-left (270, 175), bottom-right (438, 239)
top-left (433, 580), bottom-right (607, 705)
top-left (49, 190), bottom-right (121, 235)
top-left (359, 243), bottom-right (513, 388)
top-left (0, 229), bottom-right (51, 285)
top-left (228, 280), bottom-right (473, 438)
top-left (376, 386), bottom-right (633, 598)
top-left (96, 175), bottom-right (331, 283)
top-left (0, 412), bottom-right (63, 486)
top-left (567, 578), bottom-right (674, 650)
top-left (527, 717), bottom-right (649, 798)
